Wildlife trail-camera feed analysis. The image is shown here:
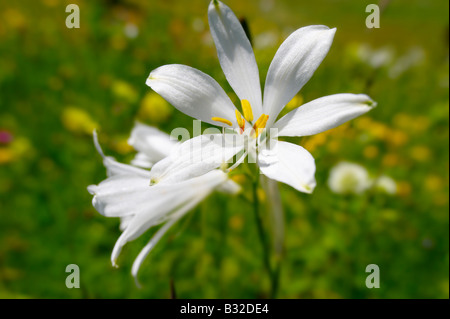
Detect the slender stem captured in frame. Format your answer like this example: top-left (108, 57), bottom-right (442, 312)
top-left (251, 165), bottom-right (277, 298)
top-left (261, 176), bottom-right (284, 299)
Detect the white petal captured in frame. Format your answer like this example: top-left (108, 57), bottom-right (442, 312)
top-left (263, 26), bottom-right (336, 125)
top-left (119, 215), bottom-right (133, 231)
top-left (128, 122), bottom-right (177, 167)
top-left (208, 0), bottom-right (262, 117)
top-left (131, 217), bottom-right (179, 287)
top-left (146, 64), bottom-right (237, 126)
top-left (110, 170), bottom-right (228, 266)
top-left (130, 152), bottom-right (153, 169)
top-left (274, 94), bottom-right (376, 137)
top-left (149, 133), bottom-right (245, 184)
top-left (216, 179), bottom-right (242, 194)
top-left (131, 195), bottom-right (200, 286)
top-left (92, 130), bottom-right (149, 177)
top-left (258, 140), bottom-right (316, 193)
top-left (88, 174), bottom-right (154, 217)
top-left (103, 157), bottom-right (150, 177)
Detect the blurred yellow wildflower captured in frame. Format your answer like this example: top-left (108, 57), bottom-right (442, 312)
top-left (229, 215), bottom-right (243, 231)
top-left (410, 145), bottom-right (431, 162)
top-left (231, 174), bottom-right (247, 185)
top-left (111, 136), bottom-right (134, 155)
top-left (110, 36), bottom-right (127, 51)
top-left (433, 193), bottom-right (448, 207)
top-left (355, 117), bottom-right (373, 130)
top-left (11, 137), bottom-right (32, 160)
top-left (394, 113), bottom-right (431, 134)
top-left (411, 116), bottom-right (430, 133)
top-left (0, 136), bottom-right (33, 164)
top-left (425, 175), bottom-right (443, 192)
top-left (257, 188), bottom-right (266, 202)
top-left (393, 113), bottom-right (411, 129)
top-left (363, 145), bottom-right (379, 159)
top-left (3, 9), bottom-right (26, 30)
top-left (137, 92), bottom-right (172, 124)
top-left (326, 140), bottom-right (341, 153)
top-left (380, 209), bottom-right (399, 222)
top-left (111, 80), bottom-right (138, 103)
top-left (303, 133), bottom-right (327, 152)
top-left (388, 130), bottom-right (409, 147)
top-left (62, 107), bottom-right (98, 135)
top-left (397, 181), bottom-right (412, 197)
top-left (222, 258), bottom-right (239, 281)
top-left (382, 153), bottom-right (399, 167)
top-left (0, 148), bottom-right (14, 164)
top-left (370, 122), bottom-right (389, 140)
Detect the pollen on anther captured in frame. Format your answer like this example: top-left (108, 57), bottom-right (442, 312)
top-left (241, 99), bottom-right (253, 122)
top-left (235, 110), bottom-right (245, 129)
top-left (212, 117), bottom-right (232, 126)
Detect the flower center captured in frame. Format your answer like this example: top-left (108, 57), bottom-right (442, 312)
top-left (211, 99), bottom-right (269, 137)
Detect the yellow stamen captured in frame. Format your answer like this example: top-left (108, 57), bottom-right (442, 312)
top-left (241, 99), bottom-right (253, 122)
top-left (252, 114), bottom-right (269, 138)
top-left (235, 110), bottom-right (245, 129)
top-left (211, 117), bottom-right (232, 126)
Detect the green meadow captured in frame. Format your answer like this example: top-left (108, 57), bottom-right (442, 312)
top-left (0, 0), bottom-right (448, 298)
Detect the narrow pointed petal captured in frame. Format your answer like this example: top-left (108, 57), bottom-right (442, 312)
top-left (103, 157), bottom-right (150, 177)
top-left (132, 217), bottom-right (179, 287)
top-left (146, 64), bottom-right (237, 127)
top-left (263, 26), bottom-right (336, 125)
top-left (208, 0), bottom-right (263, 117)
top-left (92, 130), bottom-right (150, 177)
top-left (128, 122), bottom-right (177, 168)
top-left (149, 133), bottom-right (245, 184)
top-left (88, 174), bottom-right (153, 217)
top-left (110, 170), bottom-right (228, 267)
top-left (258, 140), bottom-right (316, 193)
top-left (274, 94), bottom-right (376, 137)
top-left (131, 194), bottom-right (204, 285)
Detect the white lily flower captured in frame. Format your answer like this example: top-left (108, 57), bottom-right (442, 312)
top-left (145, 0), bottom-right (376, 193)
top-left (88, 125), bottom-right (240, 283)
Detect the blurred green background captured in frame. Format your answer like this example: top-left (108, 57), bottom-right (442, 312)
top-left (0, 0), bottom-right (448, 298)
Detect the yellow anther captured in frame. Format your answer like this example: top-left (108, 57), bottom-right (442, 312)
top-left (235, 110), bottom-right (245, 129)
top-left (241, 99), bottom-right (253, 122)
top-left (253, 114), bottom-right (269, 130)
top-left (252, 114), bottom-right (269, 138)
top-left (212, 117), bottom-right (232, 126)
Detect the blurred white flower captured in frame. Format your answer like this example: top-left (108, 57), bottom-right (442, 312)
top-left (388, 46), bottom-right (425, 78)
top-left (254, 31), bottom-right (278, 50)
top-left (259, 0), bottom-right (274, 12)
top-left (124, 23), bottom-right (139, 39)
top-left (88, 125), bottom-right (240, 284)
top-left (356, 43), bottom-right (395, 68)
top-left (373, 175), bottom-right (397, 195)
top-left (328, 162), bottom-right (371, 195)
top-left (191, 17), bottom-right (205, 33)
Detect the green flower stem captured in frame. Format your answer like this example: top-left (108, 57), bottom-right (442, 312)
top-left (251, 165), bottom-right (278, 298)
